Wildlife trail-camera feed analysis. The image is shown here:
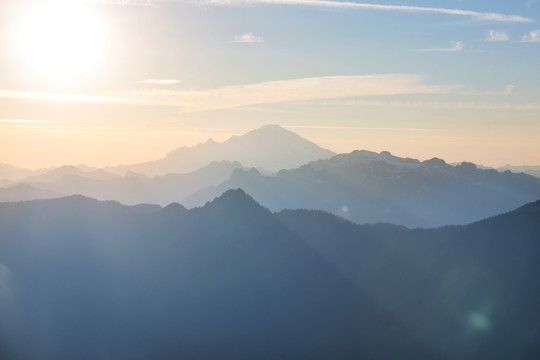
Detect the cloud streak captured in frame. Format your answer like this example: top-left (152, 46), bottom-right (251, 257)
top-left (486, 30), bottom-right (509, 42)
top-left (419, 41), bottom-right (464, 52)
top-left (520, 29), bottom-right (540, 42)
top-left (76, 0), bottom-right (533, 22)
top-left (0, 89), bottom-right (159, 105)
top-left (304, 98), bottom-right (540, 111)
top-left (110, 74), bottom-right (449, 112)
top-left (77, 0), bottom-right (162, 5)
top-left (0, 119), bottom-right (59, 123)
top-left (285, 125), bottom-right (438, 132)
top-left (139, 79), bottom-right (182, 85)
top-left (200, 0), bottom-right (533, 22)
top-left (231, 32), bottom-right (265, 43)
top-left (0, 74), bottom-right (449, 112)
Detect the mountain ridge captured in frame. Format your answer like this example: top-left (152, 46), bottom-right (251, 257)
top-left (1, 192), bottom-right (539, 359)
top-left (183, 150), bottom-right (540, 228)
top-left (0, 189), bottom-right (433, 360)
top-left (104, 124), bottom-right (336, 176)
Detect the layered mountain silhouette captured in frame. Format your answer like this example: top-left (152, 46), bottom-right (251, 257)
top-left (0, 191), bottom-right (431, 360)
top-left (0, 163), bottom-right (51, 182)
top-left (0, 183), bottom-right (64, 202)
top-left (2, 126), bottom-right (540, 228)
top-left (22, 165), bottom-right (119, 183)
top-left (497, 164), bottom-right (540, 178)
top-left (105, 124), bottom-right (336, 176)
top-left (10, 160), bottom-right (245, 206)
top-left (1, 191), bottom-right (539, 359)
top-left (183, 150), bottom-right (540, 227)
top-left (277, 201), bottom-right (540, 359)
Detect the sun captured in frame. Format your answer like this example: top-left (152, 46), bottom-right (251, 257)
top-left (18, 1), bottom-right (104, 84)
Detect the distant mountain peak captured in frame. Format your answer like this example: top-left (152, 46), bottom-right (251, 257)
top-left (230, 167), bottom-right (263, 180)
top-left (57, 165), bottom-right (80, 170)
top-left (162, 202), bottom-right (188, 215)
top-left (218, 188), bottom-right (247, 198)
top-left (255, 124), bottom-right (289, 132)
top-left (260, 124), bottom-right (283, 129)
top-left (457, 162), bottom-right (477, 171)
top-left (248, 168), bottom-right (261, 176)
top-left (203, 188), bottom-right (268, 216)
top-left (227, 124), bottom-right (300, 143)
top-left (422, 157), bottom-right (447, 167)
top-left (207, 188), bottom-right (249, 205)
top-left (51, 165), bottom-right (84, 174)
top-left (107, 124), bottom-right (336, 176)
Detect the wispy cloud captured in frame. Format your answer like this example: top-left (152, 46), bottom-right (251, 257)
top-left (139, 79), bottom-right (182, 85)
top-left (75, 0), bottom-right (534, 23)
top-left (0, 89), bottom-right (159, 105)
top-left (303, 98), bottom-right (540, 111)
top-left (231, 32), bottom-right (265, 43)
top-left (200, 0), bottom-right (533, 22)
top-left (520, 29), bottom-right (540, 42)
top-left (419, 41), bottom-right (464, 52)
top-left (109, 74), bottom-right (450, 112)
top-left (77, 0), bottom-right (162, 5)
top-left (0, 119), bottom-right (59, 123)
top-left (486, 30), bottom-right (509, 42)
top-left (0, 74), bottom-right (450, 112)
top-left (479, 84), bottom-right (517, 95)
top-left (285, 125), bottom-right (438, 132)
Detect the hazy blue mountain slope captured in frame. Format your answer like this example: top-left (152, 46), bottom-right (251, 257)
top-left (0, 163), bottom-right (34, 182)
top-left (106, 125), bottom-right (335, 176)
top-left (0, 191), bottom-right (431, 360)
top-left (185, 150), bottom-right (540, 228)
top-left (5, 161), bottom-right (244, 206)
top-left (22, 165), bottom-right (119, 183)
top-left (0, 163), bottom-right (53, 182)
top-left (276, 200), bottom-right (540, 359)
top-left (497, 165), bottom-right (540, 178)
top-left (0, 183), bottom-right (65, 202)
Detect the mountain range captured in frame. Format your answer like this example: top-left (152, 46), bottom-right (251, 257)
top-left (182, 150), bottom-right (540, 227)
top-left (2, 125), bottom-right (540, 228)
top-left (497, 165), bottom-right (540, 178)
top-left (1, 191), bottom-right (539, 359)
top-left (0, 161), bottom-right (245, 206)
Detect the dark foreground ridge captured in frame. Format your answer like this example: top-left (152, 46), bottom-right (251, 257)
top-left (0, 192), bottom-right (539, 359)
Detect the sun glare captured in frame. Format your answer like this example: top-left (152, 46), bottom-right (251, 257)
top-left (18, 1), bottom-right (104, 84)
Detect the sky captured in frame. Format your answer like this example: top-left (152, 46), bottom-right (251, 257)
top-left (1, 0), bottom-right (540, 169)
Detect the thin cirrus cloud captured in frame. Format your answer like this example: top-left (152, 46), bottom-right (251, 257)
top-left (231, 32), bottom-right (265, 43)
top-left (77, 0), bottom-right (160, 4)
top-left (139, 79), bottom-right (182, 85)
top-left (200, 0), bottom-right (533, 22)
top-left (0, 74), bottom-right (450, 112)
top-left (305, 99), bottom-right (540, 111)
top-left (76, 0), bottom-right (533, 22)
top-left (0, 89), bottom-right (158, 105)
top-left (109, 74), bottom-right (450, 112)
top-left (418, 41), bottom-right (464, 52)
top-left (0, 119), bottom-right (60, 124)
top-left (520, 29), bottom-right (540, 42)
top-left (486, 30), bottom-right (509, 42)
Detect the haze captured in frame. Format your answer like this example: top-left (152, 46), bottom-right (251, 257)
top-left (1, 0), bottom-right (540, 169)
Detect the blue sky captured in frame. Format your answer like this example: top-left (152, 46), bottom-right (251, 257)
top-left (1, 0), bottom-right (539, 168)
